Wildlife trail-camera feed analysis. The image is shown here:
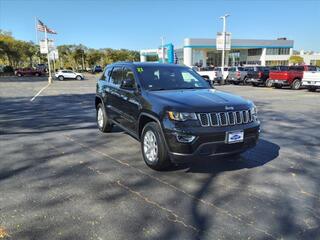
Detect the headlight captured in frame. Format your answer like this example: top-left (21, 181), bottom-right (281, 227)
top-left (251, 106), bottom-right (258, 121)
top-left (167, 111), bottom-right (197, 121)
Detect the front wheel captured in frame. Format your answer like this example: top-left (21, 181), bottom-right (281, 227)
top-left (96, 103), bottom-right (113, 133)
top-left (141, 122), bottom-right (171, 170)
top-left (76, 75), bottom-right (82, 80)
top-left (291, 79), bottom-right (301, 90)
top-left (265, 79), bottom-right (273, 88)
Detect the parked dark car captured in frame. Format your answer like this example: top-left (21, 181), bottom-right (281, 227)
top-left (92, 65), bottom-right (103, 73)
top-left (245, 66), bottom-right (270, 87)
top-left (15, 68), bottom-right (43, 77)
top-left (95, 62), bottom-right (260, 170)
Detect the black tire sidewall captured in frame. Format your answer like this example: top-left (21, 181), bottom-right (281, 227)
top-left (141, 122), bottom-right (170, 170)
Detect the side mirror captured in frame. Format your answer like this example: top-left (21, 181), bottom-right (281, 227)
top-left (121, 78), bottom-right (135, 90)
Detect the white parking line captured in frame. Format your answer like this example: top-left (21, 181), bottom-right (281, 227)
top-left (30, 83), bottom-right (50, 102)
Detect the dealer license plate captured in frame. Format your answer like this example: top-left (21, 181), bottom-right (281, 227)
top-left (227, 131), bottom-right (244, 144)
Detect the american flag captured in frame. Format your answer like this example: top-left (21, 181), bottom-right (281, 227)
top-left (37, 20), bottom-right (57, 34)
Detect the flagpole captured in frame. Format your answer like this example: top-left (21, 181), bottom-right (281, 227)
top-left (35, 17), bottom-right (40, 64)
top-left (45, 27), bottom-right (52, 84)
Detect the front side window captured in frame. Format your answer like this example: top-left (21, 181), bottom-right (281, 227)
top-left (137, 66), bottom-right (210, 91)
top-left (109, 67), bottom-right (123, 87)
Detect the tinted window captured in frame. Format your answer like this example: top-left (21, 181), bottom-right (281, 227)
top-left (244, 67), bottom-right (254, 71)
top-left (101, 67), bottom-right (112, 81)
top-left (121, 68), bottom-right (136, 89)
top-left (136, 66), bottom-right (210, 91)
top-left (109, 67), bottom-right (123, 87)
top-left (307, 66), bottom-right (317, 71)
top-left (237, 67), bottom-right (244, 71)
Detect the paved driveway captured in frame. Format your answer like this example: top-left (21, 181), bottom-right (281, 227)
top-left (0, 75), bottom-right (319, 239)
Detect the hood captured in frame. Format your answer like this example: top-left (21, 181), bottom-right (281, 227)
top-left (146, 89), bottom-right (253, 112)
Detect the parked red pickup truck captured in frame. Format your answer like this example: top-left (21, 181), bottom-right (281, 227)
top-left (15, 68), bottom-right (43, 77)
top-left (269, 65), bottom-right (317, 90)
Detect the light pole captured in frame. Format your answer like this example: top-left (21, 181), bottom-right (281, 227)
top-left (220, 14), bottom-right (230, 68)
top-left (161, 36), bottom-right (165, 63)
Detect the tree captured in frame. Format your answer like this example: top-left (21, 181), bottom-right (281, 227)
top-left (289, 55), bottom-right (304, 65)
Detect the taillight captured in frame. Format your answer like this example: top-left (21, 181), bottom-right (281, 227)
top-left (258, 72), bottom-right (262, 78)
top-left (236, 71), bottom-right (241, 77)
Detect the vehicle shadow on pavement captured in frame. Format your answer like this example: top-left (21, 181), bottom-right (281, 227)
top-left (185, 139), bottom-right (279, 174)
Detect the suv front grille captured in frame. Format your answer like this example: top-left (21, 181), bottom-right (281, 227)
top-left (198, 110), bottom-right (254, 127)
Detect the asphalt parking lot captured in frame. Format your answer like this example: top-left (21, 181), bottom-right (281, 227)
top-left (0, 74), bottom-right (319, 240)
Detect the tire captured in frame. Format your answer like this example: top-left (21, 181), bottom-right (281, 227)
top-left (96, 103), bottom-right (113, 133)
top-left (265, 79), bottom-right (273, 88)
top-left (291, 79), bottom-right (301, 90)
top-left (76, 75), bottom-right (82, 80)
top-left (233, 81), bottom-right (240, 85)
top-left (308, 87), bottom-right (316, 92)
top-left (274, 84), bottom-right (282, 89)
top-left (141, 122), bottom-right (171, 170)
top-left (17, 73), bottom-right (22, 77)
top-left (58, 75), bottom-right (64, 81)
top-left (252, 82), bottom-right (259, 87)
top-left (243, 77), bottom-right (248, 85)
top-left (35, 73), bottom-right (40, 77)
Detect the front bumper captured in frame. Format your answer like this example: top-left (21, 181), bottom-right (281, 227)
top-left (163, 121), bottom-right (260, 163)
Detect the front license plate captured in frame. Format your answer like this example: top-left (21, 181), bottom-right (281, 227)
top-left (227, 131), bottom-right (244, 144)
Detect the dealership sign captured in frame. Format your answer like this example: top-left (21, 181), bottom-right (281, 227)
top-left (39, 39), bottom-right (55, 54)
top-left (216, 32), bottom-right (231, 50)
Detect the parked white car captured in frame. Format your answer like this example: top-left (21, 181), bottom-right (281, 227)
top-left (55, 70), bottom-right (83, 81)
top-left (214, 67), bottom-right (229, 80)
top-left (195, 66), bottom-right (223, 84)
top-left (302, 70), bottom-right (320, 92)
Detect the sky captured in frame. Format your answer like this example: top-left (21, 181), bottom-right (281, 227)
top-left (0, 0), bottom-right (319, 51)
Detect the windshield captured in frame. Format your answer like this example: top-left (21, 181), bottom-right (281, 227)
top-left (136, 66), bottom-right (211, 91)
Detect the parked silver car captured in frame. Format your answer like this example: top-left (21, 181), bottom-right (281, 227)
top-left (226, 66), bottom-right (248, 85)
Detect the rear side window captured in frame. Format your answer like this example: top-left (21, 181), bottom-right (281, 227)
top-left (289, 66), bottom-right (304, 71)
top-left (109, 67), bottom-right (123, 87)
top-left (307, 66), bottom-right (317, 71)
top-left (237, 67), bottom-right (244, 71)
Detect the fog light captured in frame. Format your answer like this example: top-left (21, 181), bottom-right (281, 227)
top-left (175, 133), bottom-right (196, 143)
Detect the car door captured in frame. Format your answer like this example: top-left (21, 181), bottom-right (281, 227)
top-left (106, 66), bottom-right (123, 123)
top-left (117, 67), bottom-right (141, 131)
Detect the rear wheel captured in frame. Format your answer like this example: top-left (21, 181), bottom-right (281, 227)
top-left (291, 79), bottom-right (301, 90)
top-left (35, 72), bottom-right (40, 77)
top-left (17, 73), bottom-right (22, 77)
top-left (58, 75), bottom-right (64, 81)
top-left (265, 79), bottom-right (273, 87)
top-left (141, 122), bottom-right (171, 170)
top-left (274, 84), bottom-right (282, 89)
top-left (243, 77), bottom-right (248, 85)
top-left (96, 103), bottom-right (113, 133)
top-left (252, 82), bottom-right (259, 87)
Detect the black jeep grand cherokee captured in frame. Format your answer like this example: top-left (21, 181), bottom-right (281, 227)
top-left (95, 62), bottom-right (260, 170)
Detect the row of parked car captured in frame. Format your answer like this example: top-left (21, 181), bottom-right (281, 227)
top-left (195, 65), bottom-right (320, 92)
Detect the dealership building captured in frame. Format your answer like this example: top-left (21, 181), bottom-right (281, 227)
top-left (141, 37), bottom-right (320, 67)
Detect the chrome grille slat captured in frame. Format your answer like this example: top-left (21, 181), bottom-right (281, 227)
top-left (198, 110), bottom-right (255, 127)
